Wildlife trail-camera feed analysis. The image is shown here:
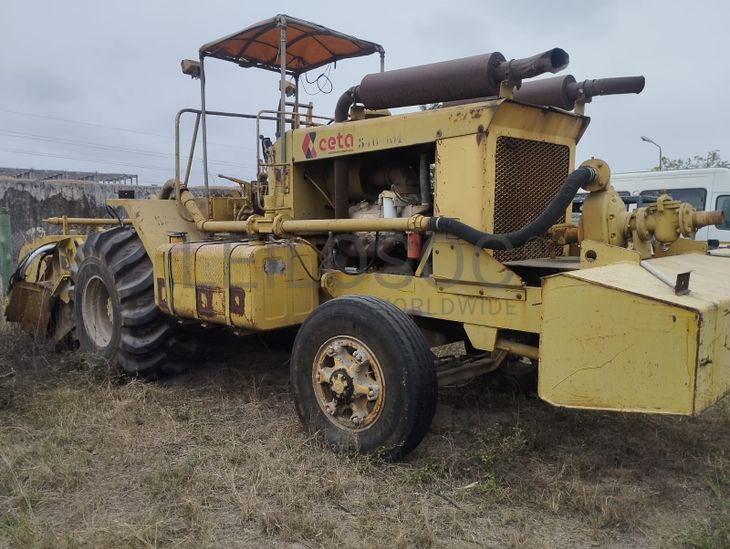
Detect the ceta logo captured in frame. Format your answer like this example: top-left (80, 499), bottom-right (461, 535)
top-left (302, 131), bottom-right (317, 159)
top-left (301, 131), bottom-right (355, 159)
top-left (318, 132), bottom-right (354, 152)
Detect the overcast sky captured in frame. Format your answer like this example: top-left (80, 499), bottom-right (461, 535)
top-left (1, 0), bottom-right (728, 185)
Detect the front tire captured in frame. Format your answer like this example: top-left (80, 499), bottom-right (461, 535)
top-left (73, 227), bottom-right (191, 377)
top-left (291, 295), bottom-right (437, 460)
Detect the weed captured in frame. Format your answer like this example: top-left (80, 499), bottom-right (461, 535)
top-left (1, 323), bottom-right (729, 547)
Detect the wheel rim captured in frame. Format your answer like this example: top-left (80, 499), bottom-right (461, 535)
top-left (82, 275), bottom-right (114, 348)
top-left (312, 336), bottom-right (385, 431)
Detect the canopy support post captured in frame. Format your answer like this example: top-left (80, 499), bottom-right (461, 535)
top-left (199, 54), bottom-right (210, 198)
top-left (278, 16), bottom-right (288, 165)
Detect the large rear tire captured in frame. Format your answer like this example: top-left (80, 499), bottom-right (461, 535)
top-left (73, 226), bottom-right (192, 377)
top-left (291, 295), bottom-right (437, 460)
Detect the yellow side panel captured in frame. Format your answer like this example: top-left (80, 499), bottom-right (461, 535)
top-left (540, 255), bottom-right (730, 415)
top-left (291, 102), bottom-right (498, 162)
top-left (434, 134), bottom-right (489, 228)
top-left (322, 272), bottom-right (542, 334)
top-left (693, 288), bottom-right (730, 414)
top-left (107, 198), bottom-right (205, 261)
top-left (431, 134), bottom-right (523, 295)
top-left (539, 274), bottom-right (699, 414)
top-left (232, 243), bottom-right (319, 330)
top-left (155, 241), bottom-right (318, 331)
top-left (193, 243), bottom-right (228, 324)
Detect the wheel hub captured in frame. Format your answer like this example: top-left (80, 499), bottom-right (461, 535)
top-left (82, 275), bottom-right (114, 348)
top-left (312, 336), bottom-right (385, 430)
top-left (329, 368), bottom-right (354, 401)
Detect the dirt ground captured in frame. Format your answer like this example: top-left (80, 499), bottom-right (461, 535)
top-left (1, 320), bottom-right (729, 549)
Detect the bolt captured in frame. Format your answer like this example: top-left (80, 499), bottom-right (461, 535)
top-left (351, 415), bottom-right (364, 425)
top-left (353, 350), bottom-right (366, 363)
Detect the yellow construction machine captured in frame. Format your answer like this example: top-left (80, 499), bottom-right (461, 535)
top-left (5, 15), bottom-right (730, 459)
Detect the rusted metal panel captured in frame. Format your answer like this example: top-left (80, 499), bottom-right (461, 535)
top-left (229, 287), bottom-right (245, 316)
top-left (196, 286), bottom-right (226, 320)
top-left (4, 282), bottom-right (53, 336)
top-left (200, 15), bottom-right (384, 75)
top-left (156, 277), bottom-right (168, 312)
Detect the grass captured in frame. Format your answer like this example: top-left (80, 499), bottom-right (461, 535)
top-left (1, 319), bottom-right (730, 548)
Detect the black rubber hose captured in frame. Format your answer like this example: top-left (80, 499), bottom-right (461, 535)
top-left (428, 166), bottom-right (595, 250)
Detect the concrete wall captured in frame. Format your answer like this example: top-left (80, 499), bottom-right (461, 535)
top-left (0, 178), bottom-right (158, 260)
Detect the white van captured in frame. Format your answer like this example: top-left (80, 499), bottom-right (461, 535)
top-left (610, 168), bottom-right (730, 246)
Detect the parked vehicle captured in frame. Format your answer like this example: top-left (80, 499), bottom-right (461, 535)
top-left (4, 15), bottom-right (730, 460)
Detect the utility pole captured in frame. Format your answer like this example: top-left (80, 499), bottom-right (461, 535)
top-left (641, 135), bottom-right (663, 170)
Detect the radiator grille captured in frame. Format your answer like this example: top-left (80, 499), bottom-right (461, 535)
top-left (493, 136), bottom-right (571, 262)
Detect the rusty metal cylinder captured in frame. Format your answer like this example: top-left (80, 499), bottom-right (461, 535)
top-left (356, 49), bottom-right (568, 110)
top-left (513, 75), bottom-right (577, 110)
top-left (578, 76), bottom-right (645, 99)
top-left (693, 210), bottom-right (725, 228)
top-left (514, 75), bottom-right (645, 110)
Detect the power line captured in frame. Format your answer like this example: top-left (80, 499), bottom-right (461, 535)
top-left (0, 107), bottom-right (263, 150)
top-left (0, 129), bottom-right (254, 170)
top-left (0, 146), bottom-right (184, 173)
top-left (0, 147), bottom-right (255, 182)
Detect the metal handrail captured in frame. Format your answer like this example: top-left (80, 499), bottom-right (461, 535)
top-left (174, 106), bottom-right (335, 211)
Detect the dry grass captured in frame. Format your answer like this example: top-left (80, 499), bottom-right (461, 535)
top-left (1, 319), bottom-right (729, 548)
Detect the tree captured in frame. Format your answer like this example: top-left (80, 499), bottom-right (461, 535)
top-left (653, 150), bottom-right (730, 171)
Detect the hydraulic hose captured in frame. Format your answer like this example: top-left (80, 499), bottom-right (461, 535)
top-left (428, 166), bottom-right (595, 250)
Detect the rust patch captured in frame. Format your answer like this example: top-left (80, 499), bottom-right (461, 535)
top-left (476, 124), bottom-right (486, 145)
top-left (230, 287), bottom-right (245, 315)
top-left (156, 277), bottom-right (167, 311)
top-left (196, 286), bottom-right (224, 318)
top-left (470, 108), bottom-right (482, 119)
top-left (264, 258), bottom-right (286, 275)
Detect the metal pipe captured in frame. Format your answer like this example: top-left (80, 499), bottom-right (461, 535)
top-left (640, 261), bottom-right (677, 289)
top-left (158, 179), bottom-right (176, 199)
top-left (279, 216), bottom-right (431, 235)
top-left (356, 49), bottom-right (568, 110)
top-left (183, 113), bottom-right (201, 188)
top-left (278, 16), bottom-right (288, 164)
top-left (494, 338), bottom-right (540, 361)
top-left (514, 75), bottom-right (646, 110)
top-left (179, 186), bottom-right (430, 234)
top-left (199, 55), bottom-right (210, 196)
top-left (181, 216), bottom-right (431, 235)
top-left (333, 88), bottom-right (358, 219)
top-left (45, 217), bottom-right (133, 226)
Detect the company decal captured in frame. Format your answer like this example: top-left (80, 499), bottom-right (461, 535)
top-left (301, 131), bottom-right (354, 158)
